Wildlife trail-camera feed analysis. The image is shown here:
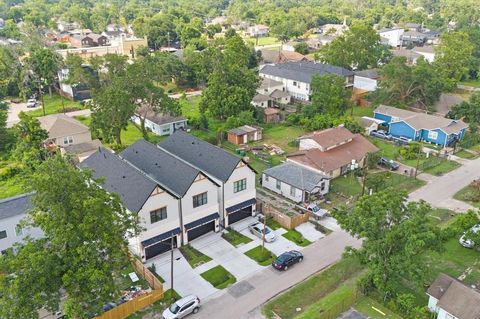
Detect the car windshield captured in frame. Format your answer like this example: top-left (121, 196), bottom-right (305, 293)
top-left (169, 303), bottom-right (181, 314)
top-left (311, 206), bottom-right (320, 213)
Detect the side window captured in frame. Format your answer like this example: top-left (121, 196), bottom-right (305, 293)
top-left (0, 230), bottom-right (7, 240)
top-left (234, 179), bottom-right (247, 193)
top-left (276, 180), bottom-right (281, 190)
top-left (181, 301), bottom-right (195, 311)
top-left (193, 192), bottom-right (208, 208)
top-left (150, 207), bottom-right (167, 224)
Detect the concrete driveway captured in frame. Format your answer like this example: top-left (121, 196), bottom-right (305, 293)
top-left (6, 102), bottom-right (39, 127)
top-left (147, 249), bottom-right (218, 299)
top-left (295, 222), bottom-right (325, 242)
top-left (230, 217), bottom-right (303, 256)
top-left (190, 232), bottom-right (263, 280)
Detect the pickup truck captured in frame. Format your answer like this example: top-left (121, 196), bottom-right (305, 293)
top-left (297, 203), bottom-right (329, 220)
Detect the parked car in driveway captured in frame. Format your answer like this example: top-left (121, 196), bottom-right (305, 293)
top-left (370, 130), bottom-right (392, 140)
top-left (248, 222), bottom-right (276, 242)
top-left (299, 203), bottom-right (328, 220)
top-left (162, 295), bottom-right (200, 319)
top-left (272, 250), bottom-right (303, 271)
top-left (378, 157), bottom-right (400, 171)
top-left (392, 136), bottom-right (411, 145)
top-left (26, 98), bottom-right (37, 108)
top-left (459, 224), bottom-right (480, 248)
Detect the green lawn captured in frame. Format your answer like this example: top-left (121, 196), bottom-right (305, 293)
top-left (244, 245), bottom-right (277, 266)
top-left (221, 228), bottom-right (253, 247)
top-left (354, 297), bottom-right (403, 319)
top-left (179, 244), bottom-right (212, 268)
top-left (470, 144), bottom-right (480, 152)
top-left (370, 139), bottom-right (398, 160)
top-left (296, 274), bottom-right (362, 319)
top-left (351, 106), bottom-right (374, 118)
top-left (453, 185), bottom-right (480, 208)
top-left (282, 229), bottom-right (312, 247)
top-left (125, 289), bottom-right (181, 319)
top-left (26, 94), bottom-right (83, 117)
top-left (369, 171), bottom-right (426, 193)
top-left (427, 208), bottom-right (457, 226)
top-left (200, 265), bottom-right (236, 289)
top-left (262, 257), bottom-right (364, 319)
top-left (455, 149), bottom-right (479, 159)
top-left (245, 36), bottom-right (281, 46)
top-left (259, 124), bottom-right (307, 153)
top-left (422, 159), bottom-right (461, 176)
top-left (74, 115), bottom-right (164, 149)
top-left (179, 96), bottom-right (201, 118)
top-left (266, 217), bottom-right (283, 230)
top-left (460, 79), bottom-right (480, 88)
top-left (330, 176), bottom-right (362, 197)
top-left (0, 176), bottom-right (24, 199)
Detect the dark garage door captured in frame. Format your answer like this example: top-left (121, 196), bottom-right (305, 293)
top-left (228, 205), bottom-right (253, 225)
top-left (145, 238), bottom-right (176, 260)
top-left (187, 221), bottom-right (215, 241)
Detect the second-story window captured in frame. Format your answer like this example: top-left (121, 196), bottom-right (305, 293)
top-left (276, 180), bottom-right (281, 190)
top-left (150, 207), bottom-right (167, 224)
top-left (193, 192), bottom-right (208, 208)
top-left (234, 179), bottom-right (247, 193)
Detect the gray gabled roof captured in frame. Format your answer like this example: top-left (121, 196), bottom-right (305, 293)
top-left (159, 131), bottom-right (242, 182)
top-left (263, 163), bottom-right (329, 192)
top-left (80, 148), bottom-right (158, 213)
top-left (0, 193), bottom-right (34, 220)
top-left (259, 61), bottom-right (354, 84)
top-left (120, 139), bottom-right (200, 197)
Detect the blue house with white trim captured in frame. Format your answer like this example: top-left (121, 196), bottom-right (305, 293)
top-left (374, 105), bottom-right (468, 147)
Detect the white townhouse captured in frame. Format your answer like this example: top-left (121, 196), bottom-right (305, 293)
top-left (353, 69), bottom-right (380, 92)
top-left (159, 131), bottom-right (257, 228)
top-left (378, 27), bottom-right (404, 47)
top-left (259, 61), bottom-right (354, 101)
top-left (81, 132), bottom-right (256, 261)
top-left (0, 193), bottom-right (44, 255)
top-left (132, 107), bottom-right (187, 136)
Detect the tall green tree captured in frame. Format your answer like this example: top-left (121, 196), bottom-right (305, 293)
top-left (333, 190), bottom-right (440, 299)
top-left (320, 23), bottom-right (389, 70)
top-left (0, 156), bottom-right (140, 319)
top-left (307, 74), bottom-right (352, 117)
top-left (12, 112), bottom-right (49, 169)
top-left (447, 92), bottom-right (480, 124)
top-left (434, 31), bottom-right (475, 87)
top-left (199, 35), bottom-right (259, 119)
top-left (27, 48), bottom-right (61, 96)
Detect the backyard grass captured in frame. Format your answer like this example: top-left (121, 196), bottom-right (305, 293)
top-left (200, 265), bottom-right (236, 289)
top-left (74, 115), bottom-right (164, 149)
top-left (422, 159), bottom-right (461, 176)
top-left (266, 217), bottom-right (283, 230)
top-left (179, 96), bottom-right (201, 118)
top-left (244, 245), bottom-right (277, 266)
top-left (125, 289), bottom-right (181, 319)
top-left (369, 171), bottom-right (426, 193)
top-left (245, 36), bottom-right (281, 46)
top-left (222, 228), bottom-right (253, 247)
top-left (258, 124), bottom-right (307, 153)
top-left (282, 229), bottom-right (312, 247)
top-left (453, 184), bottom-right (480, 208)
top-left (354, 297), bottom-right (403, 319)
top-left (455, 149), bottom-right (479, 159)
top-left (470, 144), bottom-right (480, 152)
top-left (370, 139), bottom-right (399, 160)
top-left (262, 257), bottom-right (364, 319)
top-left (351, 106), bottom-right (374, 118)
top-left (26, 94), bottom-right (83, 117)
top-left (179, 244), bottom-right (212, 268)
top-left (330, 176), bottom-right (362, 197)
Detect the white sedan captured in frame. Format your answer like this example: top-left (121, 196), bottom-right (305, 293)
top-left (459, 224), bottom-right (480, 248)
top-left (248, 222), bottom-right (276, 242)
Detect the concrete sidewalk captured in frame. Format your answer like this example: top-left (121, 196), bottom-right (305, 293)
top-left (196, 230), bottom-right (361, 319)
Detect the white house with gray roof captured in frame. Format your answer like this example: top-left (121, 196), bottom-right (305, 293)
top-left (81, 132), bottom-right (256, 260)
top-left (262, 163), bottom-right (330, 203)
top-left (0, 193), bottom-right (44, 255)
top-left (159, 131), bottom-right (257, 228)
top-left (259, 61), bottom-right (354, 101)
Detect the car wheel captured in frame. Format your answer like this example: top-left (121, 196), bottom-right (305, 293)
top-left (298, 257), bottom-right (303, 263)
top-left (284, 266), bottom-right (288, 271)
top-left (193, 307), bottom-right (199, 314)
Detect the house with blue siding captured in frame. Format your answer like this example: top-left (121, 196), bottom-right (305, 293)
top-left (374, 105), bottom-right (468, 147)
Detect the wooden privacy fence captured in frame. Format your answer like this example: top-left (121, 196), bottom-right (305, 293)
top-left (259, 201), bottom-right (310, 229)
top-left (94, 257), bottom-right (164, 319)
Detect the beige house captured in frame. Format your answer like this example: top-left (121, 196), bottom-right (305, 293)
top-left (38, 114), bottom-right (92, 147)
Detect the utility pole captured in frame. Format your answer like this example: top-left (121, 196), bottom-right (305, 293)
top-left (414, 143), bottom-right (422, 179)
top-left (262, 204), bottom-right (267, 252)
top-left (170, 235), bottom-right (174, 303)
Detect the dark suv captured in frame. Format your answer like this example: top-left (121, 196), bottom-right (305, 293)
top-left (378, 157), bottom-right (400, 170)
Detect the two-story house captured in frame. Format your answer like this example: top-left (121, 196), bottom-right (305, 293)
top-left (287, 127), bottom-right (378, 178)
top-left (378, 28), bottom-right (404, 47)
top-left (38, 114), bottom-right (93, 147)
top-left (374, 105), bottom-right (468, 147)
top-left (0, 193), bottom-right (44, 255)
top-left (159, 131), bottom-right (257, 228)
top-left (427, 273), bottom-right (480, 319)
top-left (259, 61), bottom-right (354, 101)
